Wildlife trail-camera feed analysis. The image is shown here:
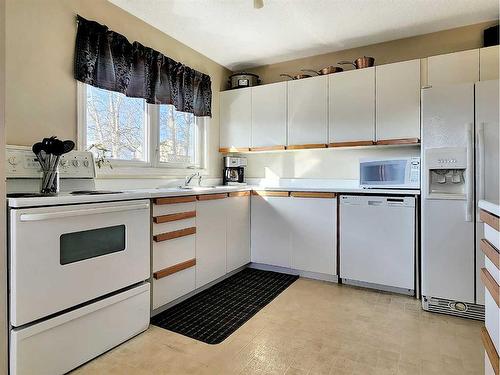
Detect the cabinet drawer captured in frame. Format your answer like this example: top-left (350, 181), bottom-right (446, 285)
top-left (153, 218), bottom-right (196, 236)
top-left (153, 235), bottom-right (196, 271)
top-left (153, 267), bottom-right (195, 309)
top-left (153, 201), bottom-right (196, 216)
top-left (485, 290), bottom-right (500, 355)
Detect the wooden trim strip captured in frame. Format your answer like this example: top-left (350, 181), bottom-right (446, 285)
top-left (375, 138), bottom-right (420, 145)
top-left (482, 326), bottom-right (499, 375)
top-left (286, 144), bottom-right (327, 150)
top-left (251, 190), bottom-right (289, 197)
top-left (480, 209), bottom-right (500, 232)
top-left (481, 268), bottom-right (500, 308)
top-left (153, 227), bottom-right (196, 242)
top-left (153, 211), bottom-right (196, 224)
top-left (219, 147), bottom-right (250, 153)
top-left (481, 239), bottom-right (500, 270)
top-left (197, 193), bottom-right (228, 201)
top-left (290, 192), bottom-right (336, 199)
top-left (328, 141), bottom-right (374, 148)
top-left (228, 191), bottom-right (251, 197)
top-left (153, 259), bottom-right (196, 280)
top-left (250, 145), bottom-right (286, 152)
top-left (154, 196), bottom-right (196, 205)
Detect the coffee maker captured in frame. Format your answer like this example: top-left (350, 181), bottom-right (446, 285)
top-left (223, 156), bottom-right (247, 185)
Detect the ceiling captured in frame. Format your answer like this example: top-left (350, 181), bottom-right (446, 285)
top-left (110, 0), bottom-right (499, 71)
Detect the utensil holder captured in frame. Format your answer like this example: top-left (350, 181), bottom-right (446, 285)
top-left (41, 169), bottom-right (59, 194)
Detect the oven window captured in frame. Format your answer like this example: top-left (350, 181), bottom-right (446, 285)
top-left (60, 225), bottom-right (126, 265)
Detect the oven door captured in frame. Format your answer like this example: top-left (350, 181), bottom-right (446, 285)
top-left (360, 160), bottom-right (409, 188)
top-left (10, 199), bottom-right (150, 327)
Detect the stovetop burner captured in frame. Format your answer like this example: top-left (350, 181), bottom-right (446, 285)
top-left (70, 190), bottom-right (123, 195)
top-left (6, 193), bottom-right (50, 198)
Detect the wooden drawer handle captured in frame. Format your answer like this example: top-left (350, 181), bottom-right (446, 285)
top-left (481, 209), bottom-right (500, 232)
top-left (481, 239), bottom-right (500, 270)
top-left (153, 227), bottom-right (196, 242)
top-left (153, 259), bottom-right (196, 280)
top-left (482, 326), bottom-right (499, 375)
top-left (250, 145), bottom-right (286, 152)
top-left (197, 193), bottom-right (228, 201)
top-left (251, 190), bottom-right (289, 197)
top-left (481, 268), bottom-right (500, 308)
top-left (290, 192), bottom-right (336, 198)
top-left (153, 211), bottom-right (196, 224)
top-left (219, 147), bottom-right (249, 153)
top-left (154, 196), bottom-right (196, 205)
top-left (228, 191), bottom-right (250, 197)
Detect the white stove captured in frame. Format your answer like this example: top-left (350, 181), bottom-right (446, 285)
top-left (6, 146), bottom-right (151, 375)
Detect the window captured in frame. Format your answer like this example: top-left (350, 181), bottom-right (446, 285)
top-left (79, 84), bottom-right (205, 169)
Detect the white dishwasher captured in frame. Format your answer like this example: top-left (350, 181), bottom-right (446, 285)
top-left (340, 195), bottom-right (415, 293)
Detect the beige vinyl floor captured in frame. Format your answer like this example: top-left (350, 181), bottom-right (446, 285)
top-left (72, 278), bottom-right (484, 375)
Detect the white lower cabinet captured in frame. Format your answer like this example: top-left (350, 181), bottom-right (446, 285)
top-left (288, 195), bottom-right (337, 275)
top-left (196, 196), bottom-right (227, 288)
top-left (226, 193), bottom-right (251, 272)
top-left (251, 193), bottom-right (291, 268)
top-left (251, 193), bottom-right (337, 275)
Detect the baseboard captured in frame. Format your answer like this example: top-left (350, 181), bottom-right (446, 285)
top-left (341, 278), bottom-right (414, 296)
top-left (249, 263), bottom-right (339, 283)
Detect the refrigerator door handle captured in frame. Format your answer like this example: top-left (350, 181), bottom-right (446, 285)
top-left (477, 122), bottom-right (485, 222)
top-left (465, 122), bottom-right (473, 222)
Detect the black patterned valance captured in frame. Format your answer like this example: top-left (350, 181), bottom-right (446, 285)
top-left (74, 15), bottom-right (212, 117)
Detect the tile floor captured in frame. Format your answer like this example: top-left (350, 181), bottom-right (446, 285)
top-left (72, 278), bottom-right (484, 375)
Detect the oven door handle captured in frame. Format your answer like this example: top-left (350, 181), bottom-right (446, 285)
top-left (19, 203), bottom-right (150, 222)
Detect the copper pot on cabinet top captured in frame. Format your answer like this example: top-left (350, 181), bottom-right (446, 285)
top-left (280, 73), bottom-right (312, 80)
top-left (301, 66), bottom-right (343, 75)
top-left (338, 56), bottom-right (375, 69)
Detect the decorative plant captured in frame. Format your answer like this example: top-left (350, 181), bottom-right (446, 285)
top-left (87, 144), bottom-right (113, 169)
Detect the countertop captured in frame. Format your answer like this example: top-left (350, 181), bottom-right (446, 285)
top-left (479, 200), bottom-right (500, 217)
top-left (8, 183), bottom-right (420, 208)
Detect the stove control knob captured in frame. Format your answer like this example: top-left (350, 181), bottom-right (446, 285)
top-left (72, 160), bottom-right (80, 167)
top-left (59, 160), bottom-right (68, 167)
top-left (83, 160), bottom-right (90, 167)
top-left (8, 156), bottom-right (18, 165)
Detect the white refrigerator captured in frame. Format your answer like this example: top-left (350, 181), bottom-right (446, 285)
top-left (421, 80), bottom-right (499, 320)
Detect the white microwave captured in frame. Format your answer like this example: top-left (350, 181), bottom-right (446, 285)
top-left (360, 157), bottom-right (420, 189)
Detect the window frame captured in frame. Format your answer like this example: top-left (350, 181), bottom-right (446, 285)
top-left (77, 82), bottom-right (207, 174)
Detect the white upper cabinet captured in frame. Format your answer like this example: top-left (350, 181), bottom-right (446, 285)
top-left (480, 45), bottom-right (499, 81)
top-left (376, 60), bottom-right (421, 142)
top-left (219, 88), bottom-right (251, 150)
top-left (226, 193), bottom-right (251, 272)
top-left (251, 82), bottom-right (287, 149)
top-left (287, 75), bottom-right (328, 147)
top-left (329, 67), bottom-right (375, 144)
top-left (427, 49), bottom-right (479, 86)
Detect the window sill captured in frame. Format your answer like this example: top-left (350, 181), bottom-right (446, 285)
top-left (95, 165), bottom-right (208, 179)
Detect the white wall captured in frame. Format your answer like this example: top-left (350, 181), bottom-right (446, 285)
top-left (244, 146), bottom-right (420, 180)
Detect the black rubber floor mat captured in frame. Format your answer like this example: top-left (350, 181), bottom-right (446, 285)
top-left (151, 268), bottom-right (299, 344)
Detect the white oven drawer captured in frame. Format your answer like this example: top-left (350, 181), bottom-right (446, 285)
top-left (10, 199), bottom-right (151, 327)
top-left (153, 267), bottom-right (195, 310)
top-left (10, 283), bottom-right (150, 375)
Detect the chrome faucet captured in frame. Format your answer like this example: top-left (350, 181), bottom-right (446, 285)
top-left (185, 172), bottom-right (202, 187)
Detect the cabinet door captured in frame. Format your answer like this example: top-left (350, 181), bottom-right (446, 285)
top-left (376, 60), bottom-right (421, 142)
top-left (480, 46), bottom-right (499, 81)
top-left (289, 196), bottom-right (337, 275)
top-left (329, 68), bottom-right (375, 144)
top-left (220, 89), bottom-right (251, 151)
top-left (196, 197), bottom-right (227, 288)
top-left (226, 194), bottom-right (250, 272)
top-left (427, 49), bottom-right (479, 86)
top-left (287, 76), bottom-right (328, 147)
top-left (251, 82), bottom-right (287, 149)
top-left (251, 195), bottom-right (291, 268)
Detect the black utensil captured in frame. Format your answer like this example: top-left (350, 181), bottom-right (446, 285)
top-left (62, 140), bottom-right (75, 154)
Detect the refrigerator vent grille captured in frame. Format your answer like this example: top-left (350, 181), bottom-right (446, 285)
top-left (422, 296), bottom-right (484, 321)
